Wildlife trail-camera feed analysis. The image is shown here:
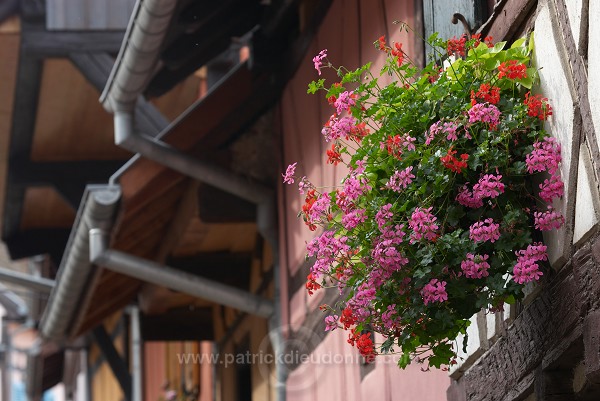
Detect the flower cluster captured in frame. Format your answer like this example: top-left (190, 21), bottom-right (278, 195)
top-left (408, 207), bottom-right (439, 243)
top-left (461, 253), bottom-right (490, 279)
top-left (513, 243), bottom-right (547, 283)
top-left (469, 218), bottom-right (501, 243)
top-left (498, 60), bottom-right (527, 80)
top-left (471, 83), bottom-right (500, 105)
top-left (386, 166), bottom-right (415, 192)
top-left (468, 103), bottom-right (501, 128)
top-left (421, 279), bottom-right (448, 305)
top-left (286, 31), bottom-right (564, 369)
top-left (440, 148), bottom-right (469, 173)
top-left (524, 92), bottom-right (553, 120)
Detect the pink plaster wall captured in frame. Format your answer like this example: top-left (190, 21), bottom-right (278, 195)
top-left (144, 342), bottom-right (166, 401)
top-left (279, 0), bottom-right (424, 281)
top-left (279, 0), bottom-right (450, 399)
top-left (286, 330), bottom-right (449, 401)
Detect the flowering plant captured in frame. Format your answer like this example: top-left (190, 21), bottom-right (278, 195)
top-left (284, 30), bottom-right (562, 368)
top-left (157, 381), bottom-right (199, 401)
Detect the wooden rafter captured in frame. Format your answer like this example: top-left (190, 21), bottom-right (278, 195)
top-left (21, 28), bottom-right (125, 57)
top-left (12, 160), bottom-right (127, 207)
top-left (3, 51), bottom-right (43, 242)
top-left (3, 228), bottom-right (71, 262)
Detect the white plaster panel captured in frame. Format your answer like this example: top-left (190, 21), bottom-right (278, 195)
top-left (589, 0), bottom-right (600, 151)
top-left (574, 145), bottom-right (600, 244)
top-left (486, 311), bottom-right (497, 342)
top-left (565, 0), bottom-right (583, 50)
top-left (535, 3), bottom-right (575, 267)
top-left (449, 314), bottom-right (482, 378)
top-left (503, 303), bottom-right (514, 323)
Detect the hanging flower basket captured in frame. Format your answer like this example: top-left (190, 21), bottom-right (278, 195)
top-left (283, 29), bottom-right (562, 369)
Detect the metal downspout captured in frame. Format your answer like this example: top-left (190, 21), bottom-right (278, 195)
top-left (1, 320), bottom-right (9, 401)
top-left (100, 0), bottom-right (285, 396)
top-left (129, 306), bottom-right (142, 401)
top-left (110, 114), bottom-right (286, 400)
top-left (26, 339), bottom-right (43, 401)
top-left (89, 229), bottom-right (274, 318)
top-left (0, 267), bottom-right (54, 294)
top-left (113, 112), bottom-right (273, 204)
top-left (257, 201), bottom-right (286, 399)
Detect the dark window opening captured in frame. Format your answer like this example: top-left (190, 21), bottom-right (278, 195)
top-left (235, 337), bottom-right (252, 401)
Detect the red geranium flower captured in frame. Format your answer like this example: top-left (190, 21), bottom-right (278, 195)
top-left (524, 92), bottom-right (553, 120)
top-left (441, 148), bottom-right (469, 173)
top-left (498, 60), bottom-right (527, 80)
top-left (471, 83), bottom-right (500, 105)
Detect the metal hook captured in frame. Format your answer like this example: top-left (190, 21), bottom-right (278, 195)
top-left (451, 13), bottom-right (473, 38)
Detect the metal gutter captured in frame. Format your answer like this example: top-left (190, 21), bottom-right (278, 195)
top-left (29, 186), bottom-right (119, 401)
top-left (39, 186), bottom-right (121, 342)
top-left (101, 0), bottom-right (178, 113)
top-left (100, 0), bottom-right (274, 205)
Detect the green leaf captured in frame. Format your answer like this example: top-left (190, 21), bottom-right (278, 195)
top-left (446, 205), bottom-right (466, 227)
top-left (398, 352), bottom-right (411, 369)
top-left (520, 76), bottom-right (533, 89)
top-left (328, 87), bottom-right (345, 100)
top-left (528, 31), bottom-right (535, 53)
top-left (484, 57), bottom-right (500, 71)
top-left (510, 37), bottom-right (526, 49)
top-left (491, 41), bottom-right (507, 53)
top-left (429, 343), bottom-right (455, 368)
top-left (427, 32), bottom-right (439, 43)
top-left (307, 79), bottom-right (325, 94)
top-left (381, 337), bottom-right (395, 354)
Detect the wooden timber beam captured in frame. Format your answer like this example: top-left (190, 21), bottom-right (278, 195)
top-left (21, 28), bottom-right (125, 57)
top-left (140, 307), bottom-right (214, 341)
top-left (3, 228), bottom-right (71, 262)
top-left (20, 0), bottom-right (44, 22)
top-left (2, 52), bottom-right (43, 244)
top-left (166, 252), bottom-right (253, 290)
top-left (11, 160), bottom-right (127, 207)
top-left (92, 325), bottom-right (132, 401)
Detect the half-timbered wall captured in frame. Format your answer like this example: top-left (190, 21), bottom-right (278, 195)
top-left (447, 0), bottom-right (600, 399)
